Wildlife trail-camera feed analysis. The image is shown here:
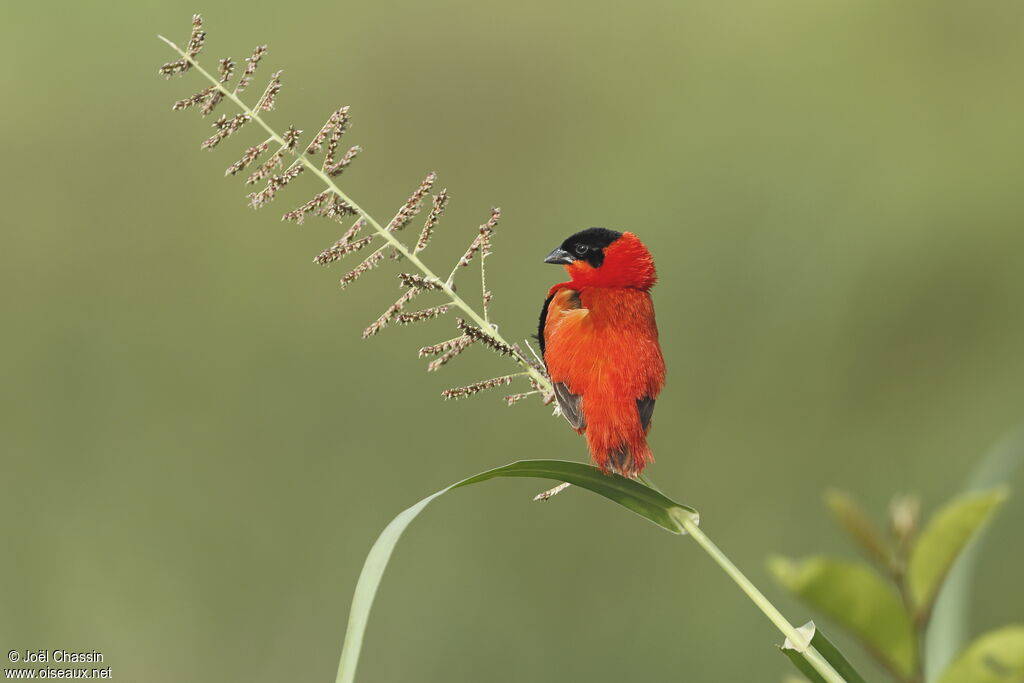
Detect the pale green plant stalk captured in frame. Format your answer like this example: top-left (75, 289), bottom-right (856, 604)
top-left (672, 511), bottom-right (844, 682)
top-left (159, 24), bottom-right (848, 683)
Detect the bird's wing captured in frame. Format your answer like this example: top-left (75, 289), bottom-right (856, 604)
top-left (540, 285), bottom-right (587, 430)
top-left (553, 381), bottom-right (586, 430)
top-left (636, 396), bottom-right (656, 432)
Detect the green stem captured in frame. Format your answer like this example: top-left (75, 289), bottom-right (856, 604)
top-left (158, 36), bottom-right (553, 395)
top-left (670, 510), bottom-right (847, 683)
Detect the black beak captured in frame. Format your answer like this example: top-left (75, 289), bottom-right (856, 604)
top-left (544, 247), bottom-right (574, 265)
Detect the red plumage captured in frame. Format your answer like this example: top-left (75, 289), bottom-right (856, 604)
top-left (539, 229), bottom-right (665, 477)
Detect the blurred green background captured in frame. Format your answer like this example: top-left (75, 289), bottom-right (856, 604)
top-left (2, 0), bottom-right (1023, 680)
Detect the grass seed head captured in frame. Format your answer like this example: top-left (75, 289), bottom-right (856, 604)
top-left (363, 288), bottom-right (421, 338)
top-left (442, 374), bottom-right (517, 399)
top-left (425, 335), bottom-right (475, 371)
top-left (340, 250), bottom-right (385, 288)
top-left (202, 113), bottom-right (251, 149)
top-left (387, 172), bottom-right (436, 232)
top-left (397, 304), bottom-right (449, 325)
top-left (236, 45), bottom-right (267, 93)
top-left (456, 318), bottom-right (516, 357)
top-left (248, 161), bottom-right (303, 207)
top-left (314, 234), bottom-right (375, 265)
top-left (414, 190), bottom-right (448, 254)
top-left (226, 139), bottom-right (271, 176)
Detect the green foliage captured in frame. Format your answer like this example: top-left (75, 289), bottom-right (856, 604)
top-left (937, 626), bottom-right (1024, 683)
top-left (770, 484), bottom-right (1012, 683)
top-left (769, 557), bottom-right (916, 678)
top-left (928, 432), bottom-right (1024, 679)
top-left (908, 489), bottom-right (1009, 615)
top-left (781, 622), bottom-right (868, 683)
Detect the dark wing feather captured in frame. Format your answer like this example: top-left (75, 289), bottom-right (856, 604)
top-left (554, 382), bottom-right (585, 430)
top-left (536, 293), bottom-right (556, 354)
top-left (636, 397), bottom-right (656, 432)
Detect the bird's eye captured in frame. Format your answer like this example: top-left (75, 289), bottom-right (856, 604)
top-left (573, 244), bottom-right (589, 256)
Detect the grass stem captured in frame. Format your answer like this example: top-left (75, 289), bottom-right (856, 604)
top-left (671, 510), bottom-right (847, 683)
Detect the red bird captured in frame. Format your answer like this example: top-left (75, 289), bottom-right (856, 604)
top-left (539, 228), bottom-right (665, 477)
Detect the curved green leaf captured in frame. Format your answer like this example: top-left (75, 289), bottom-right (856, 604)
top-left (908, 487), bottom-right (1010, 614)
top-left (937, 625), bottom-right (1024, 683)
top-left (335, 460), bottom-right (699, 683)
top-left (927, 429), bottom-right (1024, 681)
top-left (768, 556), bottom-right (916, 679)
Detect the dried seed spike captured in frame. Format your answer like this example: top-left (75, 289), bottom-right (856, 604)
top-left (201, 113), bottom-right (250, 150)
top-left (199, 58), bottom-right (236, 116)
top-left (236, 45), bottom-right (267, 94)
top-left (159, 15), bottom-right (204, 77)
top-left (314, 234), bottom-right (374, 265)
top-left (201, 91), bottom-right (223, 116)
top-left (306, 107), bottom-right (350, 155)
top-left (388, 172), bottom-right (436, 232)
top-left (159, 58), bottom-right (188, 78)
top-left (363, 288), bottom-right (421, 338)
top-left (442, 374), bottom-right (518, 400)
top-left (397, 305), bottom-right (449, 325)
top-left (246, 147), bottom-right (284, 184)
top-left (340, 218), bottom-right (366, 244)
top-left (185, 14), bottom-right (205, 59)
top-left (527, 377), bottom-right (557, 405)
top-left (398, 273), bottom-right (444, 291)
top-left (283, 190), bottom-right (331, 224)
top-left (248, 160), bottom-right (303, 208)
top-left (282, 125), bottom-right (301, 150)
top-left (218, 57), bottom-right (235, 81)
top-left (172, 86), bottom-right (216, 111)
top-left (512, 343), bottom-right (547, 374)
top-left (456, 318), bottom-right (516, 357)
top-left (324, 119), bottom-right (349, 170)
top-left (226, 139), bottom-right (272, 176)
top-left (459, 207), bottom-right (501, 267)
top-left (414, 190), bottom-right (449, 254)
top-left (327, 145), bottom-right (361, 177)
top-left (426, 335), bottom-right (476, 371)
top-left (255, 71), bottom-right (283, 112)
top-left (419, 335), bottom-right (472, 357)
top-left (317, 195), bottom-right (358, 221)
top-left (504, 392), bottom-right (537, 406)
top-left (340, 249), bottom-right (385, 288)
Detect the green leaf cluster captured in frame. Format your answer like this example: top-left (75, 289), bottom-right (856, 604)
top-left (769, 486), bottom-right (1013, 683)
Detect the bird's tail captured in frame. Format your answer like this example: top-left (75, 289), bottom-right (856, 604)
top-left (602, 440), bottom-right (653, 478)
top-left (584, 398), bottom-right (653, 477)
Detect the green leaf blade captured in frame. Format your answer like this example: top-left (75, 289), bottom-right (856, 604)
top-left (769, 556), bottom-right (917, 679)
top-left (336, 459), bottom-right (699, 683)
top-left (454, 460), bottom-right (699, 532)
top-left (937, 625), bottom-right (1024, 683)
top-left (927, 430), bottom-right (1024, 681)
top-left (908, 487), bottom-right (1010, 614)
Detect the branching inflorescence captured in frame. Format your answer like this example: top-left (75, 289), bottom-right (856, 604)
top-left (158, 15), bottom-right (554, 406)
